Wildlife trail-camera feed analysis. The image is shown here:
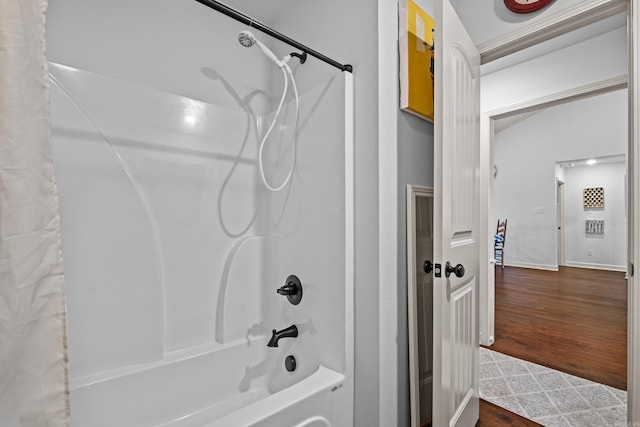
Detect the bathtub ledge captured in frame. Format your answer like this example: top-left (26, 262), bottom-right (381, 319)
top-left (204, 365), bottom-right (344, 427)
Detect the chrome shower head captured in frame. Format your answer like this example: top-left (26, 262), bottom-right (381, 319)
top-left (237, 30), bottom-right (283, 67)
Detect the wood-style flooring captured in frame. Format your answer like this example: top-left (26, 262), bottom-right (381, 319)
top-left (423, 400), bottom-right (542, 427)
top-left (477, 399), bottom-right (542, 426)
top-left (490, 266), bottom-right (627, 390)
top-left (476, 265), bottom-right (627, 426)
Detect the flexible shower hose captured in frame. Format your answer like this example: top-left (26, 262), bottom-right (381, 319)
top-left (257, 59), bottom-right (299, 192)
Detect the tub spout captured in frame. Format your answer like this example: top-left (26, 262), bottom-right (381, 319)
top-left (267, 325), bottom-right (298, 347)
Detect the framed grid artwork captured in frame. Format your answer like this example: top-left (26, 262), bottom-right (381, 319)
top-left (583, 187), bottom-right (604, 208)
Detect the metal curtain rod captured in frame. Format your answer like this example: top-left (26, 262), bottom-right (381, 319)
top-left (194, 0), bottom-right (353, 73)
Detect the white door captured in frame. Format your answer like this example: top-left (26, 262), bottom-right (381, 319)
top-left (433, 0), bottom-right (480, 426)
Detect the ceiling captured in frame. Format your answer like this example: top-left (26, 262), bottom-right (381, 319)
top-left (218, 0), bottom-right (626, 75)
top-left (451, 0), bottom-right (596, 45)
top-left (558, 154), bottom-right (626, 168)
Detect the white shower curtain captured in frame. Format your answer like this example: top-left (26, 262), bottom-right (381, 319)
top-left (0, 0), bottom-right (70, 425)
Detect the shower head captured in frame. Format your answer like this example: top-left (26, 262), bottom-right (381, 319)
top-left (238, 30), bottom-right (283, 67)
top-left (238, 30), bottom-right (256, 48)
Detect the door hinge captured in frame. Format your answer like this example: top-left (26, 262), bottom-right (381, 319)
top-left (434, 263), bottom-right (442, 278)
top-left (631, 262), bottom-right (634, 277)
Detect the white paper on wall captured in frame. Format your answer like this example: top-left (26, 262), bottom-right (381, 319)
top-left (585, 219), bottom-right (605, 234)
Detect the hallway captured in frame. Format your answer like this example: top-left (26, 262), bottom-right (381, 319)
top-left (490, 266), bottom-right (627, 390)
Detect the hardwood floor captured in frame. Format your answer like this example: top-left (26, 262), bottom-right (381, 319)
top-left (430, 266), bottom-right (626, 426)
top-left (421, 400), bottom-right (541, 426)
top-left (477, 399), bottom-right (542, 426)
top-left (489, 266), bottom-right (627, 390)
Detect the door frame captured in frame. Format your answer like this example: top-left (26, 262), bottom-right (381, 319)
top-left (406, 185), bottom-right (434, 427)
top-left (631, 2), bottom-right (640, 421)
top-left (557, 179), bottom-right (566, 267)
top-left (478, 1), bottom-right (639, 423)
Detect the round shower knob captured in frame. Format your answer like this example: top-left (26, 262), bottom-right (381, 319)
top-left (285, 355), bottom-right (297, 372)
top-left (277, 275), bottom-right (303, 305)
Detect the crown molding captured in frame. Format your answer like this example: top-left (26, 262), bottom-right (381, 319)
top-left (480, 0), bottom-right (628, 64)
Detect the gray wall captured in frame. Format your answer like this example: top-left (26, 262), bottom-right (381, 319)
top-left (397, 1), bottom-right (436, 424)
top-left (397, 112), bottom-right (434, 426)
top-left (337, 3), bottom-right (382, 425)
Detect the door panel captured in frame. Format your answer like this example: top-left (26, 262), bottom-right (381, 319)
top-left (450, 281), bottom-right (475, 415)
top-left (434, 0), bottom-right (480, 426)
top-left (449, 48), bottom-right (477, 237)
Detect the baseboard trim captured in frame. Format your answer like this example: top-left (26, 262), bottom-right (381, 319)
top-left (564, 261), bottom-right (627, 272)
top-left (504, 261), bottom-right (558, 271)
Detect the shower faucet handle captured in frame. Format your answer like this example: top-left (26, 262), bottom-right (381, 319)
top-left (277, 283), bottom-right (296, 296)
top-left (277, 275), bottom-right (303, 305)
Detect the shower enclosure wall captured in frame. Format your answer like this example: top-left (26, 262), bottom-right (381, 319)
top-left (46, 1), bottom-right (354, 425)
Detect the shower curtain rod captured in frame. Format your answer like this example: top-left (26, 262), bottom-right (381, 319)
top-left (194, 0), bottom-right (353, 73)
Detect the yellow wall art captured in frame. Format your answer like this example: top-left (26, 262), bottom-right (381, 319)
top-left (399, 0), bottom-right (435, 122)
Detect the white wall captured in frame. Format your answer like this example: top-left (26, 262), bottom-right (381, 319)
top-left (563, 162), bottom-right (627, 270)
top-left (494, 89), bottom-right (627, 269)
top-left (397, 112), bottom-right (434, 425)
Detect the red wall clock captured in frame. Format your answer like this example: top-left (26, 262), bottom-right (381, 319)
top-left (504, 0), bottom-right (555, 14)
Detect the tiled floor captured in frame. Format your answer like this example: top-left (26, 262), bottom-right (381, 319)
top-left (480, 347), bottom-right (627, 426)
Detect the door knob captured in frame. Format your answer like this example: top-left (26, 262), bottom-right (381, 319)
top-left (424, 260), bottom-right (433, 274)
top-left (445, 262), bottom-right (465, 278)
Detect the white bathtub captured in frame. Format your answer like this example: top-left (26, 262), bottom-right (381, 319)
top-left (180, 365), bottom-right (343, 427)
top-left (70, 336), bottom-right (345, 427)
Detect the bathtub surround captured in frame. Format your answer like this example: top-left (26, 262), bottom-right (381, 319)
top-left (0, 0), bottom-right (70, 425)
top-left (46, 0), bottom-right (354, 422)
top-left (44, 0), bottom-right (372, 423)
top-left (48, 62), bottom-right (352, 424)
